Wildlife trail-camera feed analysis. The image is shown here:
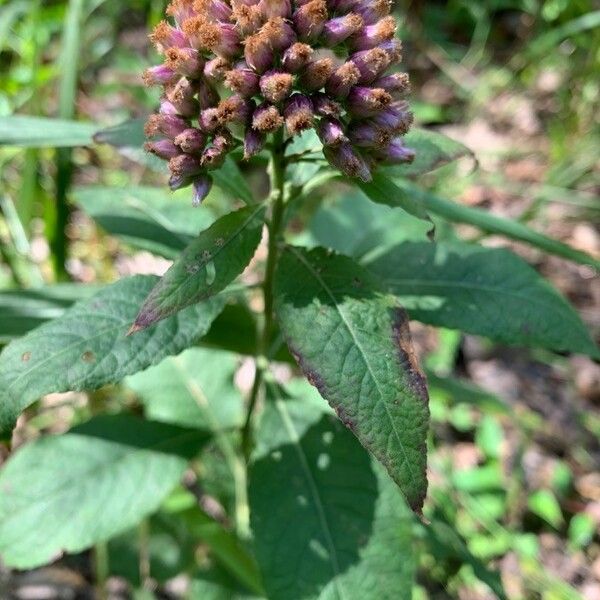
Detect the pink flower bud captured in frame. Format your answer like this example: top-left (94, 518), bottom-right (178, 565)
top-left (293, 0), bottom-right (328, 42)
top-left (169, 153), bottom-right (203, 178)
top-left (282, 43), bottom-right (314, 73)
top-left (244, 127), bottom-right (266, 160)
top-left (144, 139), bottom-right (181, 160)
top-left (347, 86), bottom-right (392, 118)
top-left (252, 103), bottom-right (284, 133)
top-left (322, 13), bottom-right (363, 47)
top-left (225, 63), bottom-right (261, 97)
top-left (174, 128), bottom-right (207, 153)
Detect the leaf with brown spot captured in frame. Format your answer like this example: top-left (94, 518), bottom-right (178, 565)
top-left (274, 246), bottom-right (430, 513)
top-left (132, 205), bottom-right (265, 332)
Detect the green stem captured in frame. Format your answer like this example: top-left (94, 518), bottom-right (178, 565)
top-left (242, 131), bottom-right (287, 461)
top-left (94, 541), bottom-right (109, 600)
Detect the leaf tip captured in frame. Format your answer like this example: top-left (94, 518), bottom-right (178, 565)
top-left (126, 322), bottom-right (145, 336)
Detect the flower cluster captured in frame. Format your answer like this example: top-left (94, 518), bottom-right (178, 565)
top-left (144, 0), bottom-right (414, 205)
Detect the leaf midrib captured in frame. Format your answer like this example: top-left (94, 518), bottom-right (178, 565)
top-left (287, 247), bottom-right (418, 488)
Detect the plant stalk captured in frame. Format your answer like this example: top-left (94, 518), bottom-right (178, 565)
top-left (242, 131), bottom-right (287, 461)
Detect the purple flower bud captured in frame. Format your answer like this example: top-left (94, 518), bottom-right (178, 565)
top-left (252, 103), bottom-right (284, 133)
top-left (322, 13), bottom-right (364, 47)
top-left (261, 16), bottom-right (297, 50)
top-left (159, 98), bottom-right (179, 115)
top-left (371, 101), bottom-right (414, 134)
top-left (282, 43), bottom-right (314, 73)
top-left (259, 70), bottom-right (294, 104)
top-left (174, 128), bottom-right (207, 153)
top-left (166, 78), bottom-right (199, 117)
top-left (325, 62), bottom-right (361, 98)
top-left (348, 121), bottom-right (391, 148)
top-left (378, 38), bottom-right (403, 62)
top-left (150, 21), bottom-right (188, 53)
top-left (317, 118), bottom-right (348, 147)
top-left (350, 47), bottom-right (391, 84)
top-left (284, 94), bottom-right (314, 136)
top-left (183, 17), bottom-right (241, 58)
top-left (169, 153), bottom-right (203, 178)
top-left (198, 107), bottom-right (221, 133)
top-left (225, 62), bottom-right (260, 97)
top-left (164, 47), bottom-right (204, 78)
top-left (311, 92), bottom-right (342, 117)
top-left (244, 127), bottom-right (266, 160)
top-left (204, 57), bottom-right (231, 83)
top-left (323, 143), bottom-right (372, 182)
top-left (144, 113), bottom-right (189, 140)
top-left (217, 94), bottom-right (254, 125)
top-left (244, 32), bottom-right (274, 74)
top-left (353, 0), bottom-right (392, 25)
top-left (144, 139), bottom-right (181, 160)
top-left (193, 0), bottom-right (232, 22)
top-left (347, 86), bottom-right (392, 118)
top-left (293, 0), bottom-right (328, 42)
top-left (259, 0), bottom-right (291, 19)
top-left (375, 138), bottom-right (416, 165)
top-left (374, 72), bottom-right (411, 96)
top-left (231, 1), bottom-right (263, 36)
top-left (299, 58), bottom-right (335, 92)
top-left (350, 16), bottom-right (396, 51)
top-left (193, 174), bottom-right (213, 207)
top-left (169, 174), bottom-right (193, 191)
top-left (142, 65), bottom-right (177, 87)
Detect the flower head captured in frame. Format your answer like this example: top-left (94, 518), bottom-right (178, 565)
top-left (144, 0), bottom-right (413, 202)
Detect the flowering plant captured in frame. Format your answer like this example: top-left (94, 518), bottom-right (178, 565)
top-left (0, 0), bottom-right (597, 597)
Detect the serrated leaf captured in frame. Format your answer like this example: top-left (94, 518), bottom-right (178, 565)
top-left (126, 348), bottom-right (244, 430)
top-left (274, 246), bottom-right (429, 513)
top-left (0, 415), bottom-right (209, 568)
top-left (0, 284), bottom-right (99, 343)
top-left (0, 276), bottom-right (225, 434)
top-left (133, 205), bottom-right (264, 331)
top-left (383, 128), bottom-right (472, 177)
top-left (0, 115), bottom-right (97, 147)
top-left (250, 384), bottom-right (415, 600)
top-left (73, 185), bottom-right (216, 259)
top-left (368, 241), bottom-right (599, 357)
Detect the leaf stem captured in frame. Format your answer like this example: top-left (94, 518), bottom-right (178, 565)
top-left (242, 130), bottom-right (287, 461)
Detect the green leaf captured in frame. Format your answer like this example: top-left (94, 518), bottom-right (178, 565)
top-left (73, 185), bottom-right (215, 259)
top-left (398, 180), bottom-right (600, 269)
top-left (250, 384), bottom-right (415, 600)
top-left (307, 193), bottom-right (432, 262)
top-left (132, 205), bottom-right (264, 331)
top-left (368, 241), bottom-right (599, 357)
top-left (93, 118), bottom-right (146, 148)
top-left (358, 172), bottom-right (433, 225)
top-left (0, 275), bottom-right (225, 434)
top-left (383, 128), bottom-right (472, 177)
top-left (213, 157), bottom-right (255, 206)
top-left (0, 415), bottom-right (209, 568)
top-left (0, 284), bottom-right (99, 343)
top-left (274, 246), bottom-right (429, 512)
top-left (126, 348), bottom-right (244, 430)
top-left (528, 490), bottom-right (564, 529)
top-left (0, 116), bottom-right (97, 147)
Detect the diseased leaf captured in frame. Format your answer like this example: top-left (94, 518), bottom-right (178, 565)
top-left (74, 186), bottom-right (216, 258)
top-left (274, 246), bottom-right (429, 512)
top-left (0, 284), bottom-right (99, 343)
top-left (0, 275), bottom-right (225, 434)
top-left (126, 348), bottom-right (244, 431)
top-left (132, 205), bottom-right (264, 331)
top-left (383, 128), bottom-right (473, 177)
top-left (0, 115), bottom-right (97, 147)
top-left (250, 383), bottom-right (415, 600)
top-left (0, 415), bottom-right (209, 569)
top-left (368, 241), bottom-right (599, 357)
